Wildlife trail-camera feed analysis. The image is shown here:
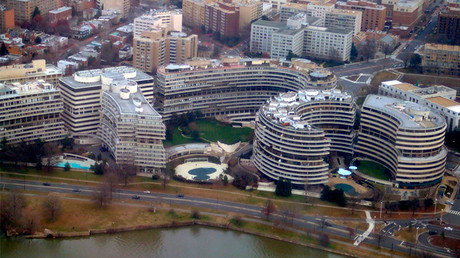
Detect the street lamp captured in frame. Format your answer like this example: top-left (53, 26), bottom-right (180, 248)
top-left (416, 227), bottom-right (419, 244)
top-left (380, 201), bottom-right (383, 219)
top-left (434, 198), bottom-right (437, 216)
top-left (440, 208), bottom-right (444, 225)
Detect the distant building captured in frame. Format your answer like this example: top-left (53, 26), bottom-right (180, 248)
top-left (280, 3), bottom-right (308, 21)
top-left (304, 26), bottom-right (353, 62)
top-left (422, 43), bottom-right (460, 76)
top-left (204, 1), bottom-right (239, 37)
top-left (6, 0), bottom-right (60, 23)
top-left (0, 5), bottom-right (15, 33)
top-left (325, 9), bottom-right (362, 36)
top-left (48, 6), bottom-right (72, 24)
top-left (356, 94), bottom-right (447, 189)
top-left (379, 80), bottom-right (460, 132)
top-left (0, 80), bottom-right (66, 145)
top-left (134, 9), bottom-right (182, 37)
top-left (437, 3), bottom-right (460, 45)
top-left (391, 0), bottom-right (424, 30)
top-left (98, 0), bottom-right (130, 18)
top-left (98, 79), bottom-right (165, 174)
top-left (336, 0), bottom-right (386, 31)
top-left (133, 28), bottom-right (198, 74)
top-left (0, 59), bottom-right (62, 85)
top-left (182, 0), bottom-right (213, 28)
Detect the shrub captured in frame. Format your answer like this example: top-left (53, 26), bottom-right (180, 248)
top-left (152, 174), bottom-right (160, 180)
top-left (230, 216), bottom-right (244, 227)
top-left (64, 162), bottom-right (71, 171)
top-left (191, 210), bottom-right (200, 219)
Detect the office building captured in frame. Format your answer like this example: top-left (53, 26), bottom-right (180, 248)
top-left (0, 60), bottom-right (62, 85)
top-left (204, 1), bottom-right (239, 37)
top-left (391, 0), bottom-right (424, 30)
top-left (336, 0), bottom-right (386, 31)
top-left (280, 3), bottom-right (308, 21)
top-left (253, 89), bottom-right (355, 185)
top-left (183, 0), bottom-right (210, 27)
top-left (98, 79), bottom-right (165, 174)
top-left (134, 9), bottom-right (182, 37)
top-left (0, 80), bottom-right (66, 145)
top-left (422, 43), bottom-right (460, 76)
top-left (379, 80), bottom-right (460, 132)
top-left (155, 57), bottom-right (337, 121)
top-left (356, 95), bottom-right (447, 189)
top-left (133, 28), bottom-right (198, 74)
top-left (58, 67), bottom-right (155, 141)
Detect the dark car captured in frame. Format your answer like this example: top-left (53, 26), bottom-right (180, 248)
top-left (132, 195), bottom-right (140, 199)
top-left (177, 194), bottom-right (184, 198)
top-left (43, 182), bottom-right (51, 186)
top-left (428, 231), bottom-right (437, 235)
top-left (73, 189), bottom-right (81, 192)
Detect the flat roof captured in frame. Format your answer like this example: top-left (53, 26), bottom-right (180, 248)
top-left (426, 96), bottom-right (460, 107)
top-left (105, 89), bottom-right (159, 117)
top-left (252, 20), bottom-right (286, 29)
top-left (393, 83), bottom-right (418, 92)
top-left (425, 43), bottom-right (460, 52)
top-left (364, 95), bottom-right (445, 129)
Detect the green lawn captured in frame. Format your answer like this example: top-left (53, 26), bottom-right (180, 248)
top-left (195, 120), bottom-right (253, 144)
top-left (164, 119), bottom-right (253, 146)
top-left (0, 164), bottom-right (103, 181)
top-left (357, 160), bottom-right (390, 181)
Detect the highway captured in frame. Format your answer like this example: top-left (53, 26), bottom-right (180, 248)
top-left (1, 178), bottom-right (456, 257)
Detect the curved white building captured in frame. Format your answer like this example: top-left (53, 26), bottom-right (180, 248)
top-left (356, 95), bottom-right (447, 188)
top-left (253, 89), bottom-right (355, 185)
top-left (98, 79), bottom-right (166, 174)
top-left (155, 57), bottom-right (337, 122)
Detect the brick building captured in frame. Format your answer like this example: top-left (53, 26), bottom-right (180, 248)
top-left (336, 0), bottom-right (386, 31)
top-left (0, 6), bottom-right (15, 33)
top-left (437, 2), bottom-right (460, 45)
top-left (48, 6), bottom-right (72, 24)
top-left (204, 1), bottom-right (239, 37)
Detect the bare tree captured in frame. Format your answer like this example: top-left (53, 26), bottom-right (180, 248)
top-left (304, 180), bottom-right (309, 203)
top-left (319, 233), bottom-right (330, 247)
top-left (329, 47), bottom-right (341, 63)
top-left (118, 163), bottom-right (136, 187)
top-left (383, 44), bottom-right (393, 58)
top-left (42, 195), bottom-right (61, 221)
top-left (358, 40), bottom-right (376, 61)
top-left (261, 199), bottom-right (276, 220)
top-left (350, 198), bottom-right (358, 215)
top-left (0, 191), bottom-right (25, 230)
top-left (104, 165), bottom-right (120, 200)
top-left (348, 227), bottom-right (355, 239)
top-left (44, 142), bottom-right (60, 172)
top-left (401, 52), bottom-right (411, 68)
top-left (93, 183), bottom-right (111, 208)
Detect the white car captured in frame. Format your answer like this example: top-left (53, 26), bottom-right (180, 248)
top-left (444, 226), bottom-right (453, 231)
top-left (446, 200), bottom-right (454, 205)
top-left (143, 190), bottom-right (151, 194)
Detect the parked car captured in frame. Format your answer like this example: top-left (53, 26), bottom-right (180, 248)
top-left (444, 227), bottom-right (453, 231)
top-left (446, 200), bottom-right (454, 205)
top-left (132, 195), bottom-right (140, 199)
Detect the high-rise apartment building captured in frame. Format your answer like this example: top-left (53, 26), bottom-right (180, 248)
top-left (336, 0), bottom-right (386, 31)
top-left (133, 28), bottom-right (198, 74)
top-left (253, 89), bottom-right (355, 185)
top-left (6, 0), bottom-right (60, 23)
top-left (98, 79), bottom-right (165, 174)
top-left (0, 60), bottom-right (62, 85)
top-left (280, 3), bottom-right (308, 21)
top-left (422, 43), bottom-right (460, 76)
top-left (0, 80), bottom-right (66, 145)
top-left (134, 9), bottom-right (182, 37)
top-left (238, 0), bottom-right (263, 30)
top-left (325, 9), bottom-right (362, 36)
top-left (58, 67), bottom-right (155, 141)
top-left (183, 0), bottom-right (212, 27)
top-left (204, 1), bottom-right (240, 37)
top-left (356, 95), bottom-right (447, 189)
top-left (379, 80), bottom-right (460, 132)
top-left (391, 0), bottom-right (424, 29)
top-left (0, 5), bottom-right (15, 33)
top-left (98, 0), bottom-right (130, 18)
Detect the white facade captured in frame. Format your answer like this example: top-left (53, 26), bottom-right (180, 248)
top-left (271, 28), bottom-right (304, 59)
top-left (304, 26), bottom-right (353, 62)
top-left (250, 20), bottom-right (285, 54)
top-left (134, 9), bottom-right (182, 37)
top-left (379, 80), bottom-right (460, 132)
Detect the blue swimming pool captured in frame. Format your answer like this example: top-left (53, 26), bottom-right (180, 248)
top-left (188, 167), bottom-right (217, 180)
top-left (55, 162), bottom-right (90, 170)
top-left (334, 183), bottom-right (359, 196)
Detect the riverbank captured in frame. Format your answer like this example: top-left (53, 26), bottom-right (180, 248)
top-left (0, 193), bottom-right (404, 258)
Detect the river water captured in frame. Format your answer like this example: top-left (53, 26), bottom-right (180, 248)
top-left (1, 226), bottom-right (342, 258)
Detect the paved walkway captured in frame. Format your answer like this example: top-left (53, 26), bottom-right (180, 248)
top-left (354, 211), bottom-right (375, 246)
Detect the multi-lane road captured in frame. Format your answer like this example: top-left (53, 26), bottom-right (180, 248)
top-left (1, 178), bottom-right (457, 257)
